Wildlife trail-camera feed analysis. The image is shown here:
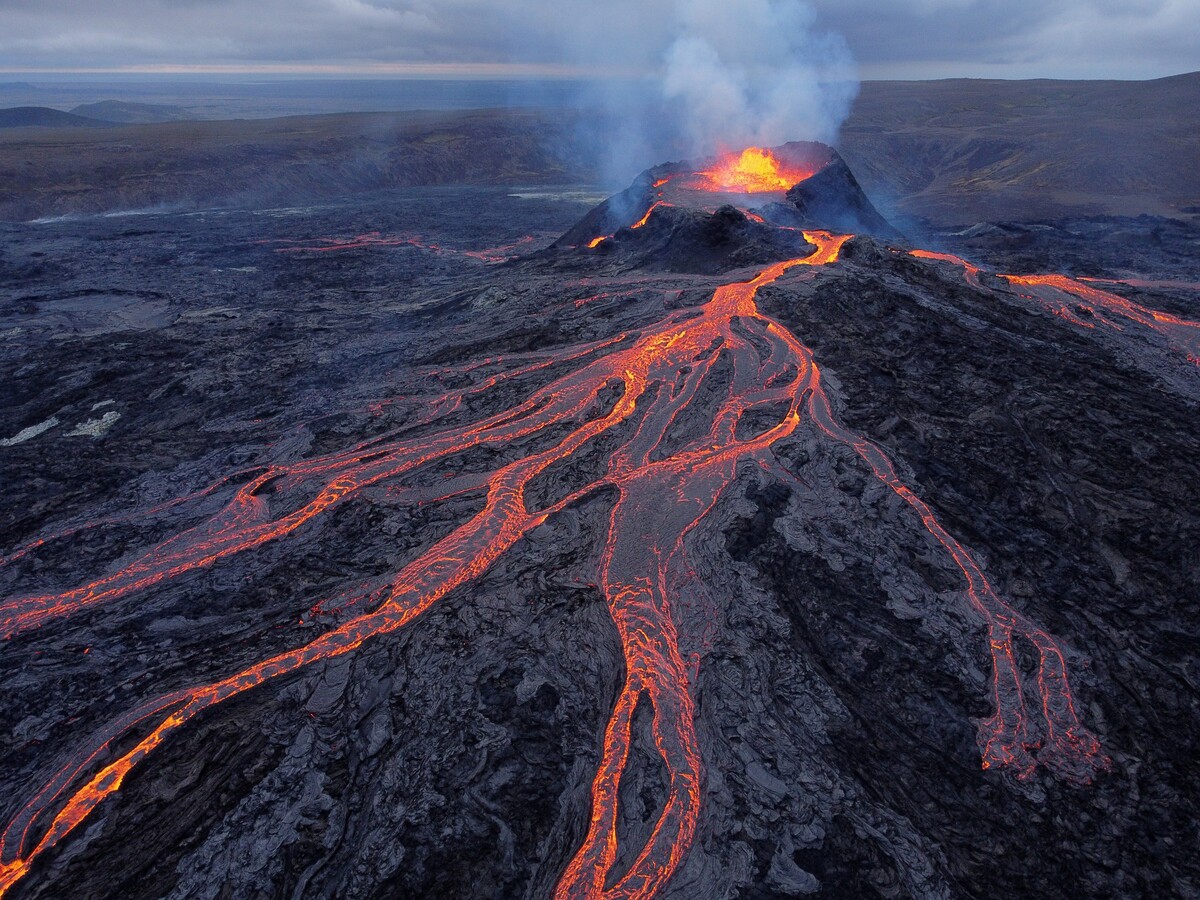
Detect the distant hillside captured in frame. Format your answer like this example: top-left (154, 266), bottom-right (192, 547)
top-left (840, 72), bottom-right (1200, 224)
top-left (0, 109), bottom-right (595, 221)
top-left (0, 107), bottom-right (110, 129)
top-left (71, 100), bottom-right (195, 124)
top-left (0, 74), bottom-right (1197, 223)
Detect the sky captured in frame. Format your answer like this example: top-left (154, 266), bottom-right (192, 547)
top-left (0, 0), bottom-right (1197, 80)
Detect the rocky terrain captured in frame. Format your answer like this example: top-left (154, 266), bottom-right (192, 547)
top-left (0, 150), bottom-right (1198, 900)
top-left (0, 110), bottom-right (597, 222)
top-left (0, 107), bottom-right (111, 130)
top-left (840, 72), bottom-right (1200, 224)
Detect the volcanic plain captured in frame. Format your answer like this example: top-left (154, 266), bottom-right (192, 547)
top-left (1, 99), bottom-right (1199, 900)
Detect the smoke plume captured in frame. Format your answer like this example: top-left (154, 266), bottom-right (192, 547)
top-left (660, 0), bottom-right (858, 155)
top-left (559, 0), bottom-right (858, 184)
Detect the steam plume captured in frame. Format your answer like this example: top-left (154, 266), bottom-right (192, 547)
top-left (562, 0), bottom-right (858, 182)
top-left (661, 0), bottom-right (858, 154)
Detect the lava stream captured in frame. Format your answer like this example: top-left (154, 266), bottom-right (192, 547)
top-left (589, 200), bottom-right (667, 249)
top-left (1, 232), bottom-right (1107, 898)
top-left (910, 249), bottom-right (1200, 362)
top-left (1002, 274), bottom-right (1200, 361)
top-left (909, 249), bottom-right (985, 290)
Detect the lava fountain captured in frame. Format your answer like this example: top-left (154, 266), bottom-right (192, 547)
top-left (685, 147), bottom-right (819, 194)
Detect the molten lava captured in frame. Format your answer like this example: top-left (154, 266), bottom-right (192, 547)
top-left (910, 249), bottom-right (985, 290)
top-left (0, 230), bottom-right (1112, 899)
top-left (689, 147), bottom-right (817, 194)
top-left (911, 249), bottom-right (1200, 363)
top-left (586, 200), bottom-right (666, 249)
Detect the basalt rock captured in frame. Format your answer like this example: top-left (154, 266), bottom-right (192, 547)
top-left (779, 155), bottom-right (901, 239)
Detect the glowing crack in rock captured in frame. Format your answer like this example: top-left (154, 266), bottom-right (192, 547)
top-left (1, 232), bottom-right (1109, 898)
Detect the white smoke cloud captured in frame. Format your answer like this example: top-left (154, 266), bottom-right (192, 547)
top-left (561, 0), bottom-right (858, 183)
top-left (660, 0), bottom-right (858, 155)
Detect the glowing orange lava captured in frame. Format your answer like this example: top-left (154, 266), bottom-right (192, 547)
top-left (910, 249), bottom-right (985, 290)
top-left (910, 249), bottom-right (1200, 363)
top-left (690, 147), bottom-right (816, 193)
top-left (1002, 274), bottom-right (1200, 358)
top-left (586, 199), bottom-right (665, 249)
top-left (1, 232), bottom-right (1109, 898)
top-left (631, 200), bottom-right (663, 230)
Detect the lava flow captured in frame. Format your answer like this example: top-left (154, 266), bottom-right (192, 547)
top-left (0, 232), bottom-right (1108, 898)
top-left (910, 249), bottom-right (1200, 362)
top-left (1002, 274), bottom-right (1200, 361)
top-left (687, 147), bottom-right (818, 193)
top-left (588, 200), bottom-right (667, 248)
top-left (910, 249), bottom-right (985, 289)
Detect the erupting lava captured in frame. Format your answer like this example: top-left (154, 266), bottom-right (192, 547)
top-left (688, 147), bottom-right (818, 194)
top-left (1, 232), bottom-right (1111, 898)
top-left (577, 144), bottom-right (834, 250)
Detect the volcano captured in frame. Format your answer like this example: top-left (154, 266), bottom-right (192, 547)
top-left (1, 140), bottom-right (1198, 899)
top-left (555, 142), bottom-right (899, 271)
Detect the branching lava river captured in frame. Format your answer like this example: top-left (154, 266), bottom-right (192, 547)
top-left (1, 231), bottom-right (1115, 898)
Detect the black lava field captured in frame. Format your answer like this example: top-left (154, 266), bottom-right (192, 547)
top-left (2, 157), bottom-right (1199, 899)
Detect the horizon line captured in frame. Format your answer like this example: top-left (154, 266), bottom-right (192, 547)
top-left (0, 63), bottom-right (1195, 82)
top-left (0, 62), bottom-right (634, 80)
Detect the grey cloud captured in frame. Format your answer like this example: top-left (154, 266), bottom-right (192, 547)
top-left (0, 0), bottom-right (1194, 76)
top-left (807, 0), bottom-right (1199, 77)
